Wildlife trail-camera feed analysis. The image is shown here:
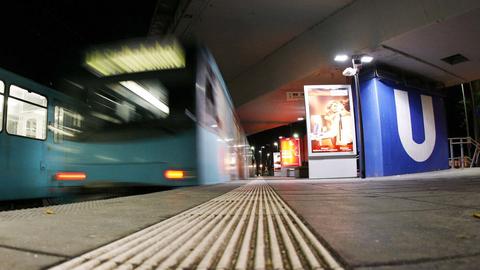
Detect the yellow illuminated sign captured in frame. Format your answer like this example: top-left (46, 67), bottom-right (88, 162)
top-left (85, 40), bottom-right (186, 76)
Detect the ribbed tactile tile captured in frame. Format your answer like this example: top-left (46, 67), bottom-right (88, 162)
top-left (49, 181), bottom-right (343, 270)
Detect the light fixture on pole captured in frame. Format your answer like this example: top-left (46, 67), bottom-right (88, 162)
top-left (334, 54), bottom-right (374, 178)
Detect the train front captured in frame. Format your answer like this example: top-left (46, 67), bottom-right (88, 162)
top-left (49, 38), bottom-right (200, 192)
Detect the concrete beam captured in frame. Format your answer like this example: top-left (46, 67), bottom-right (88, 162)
top-left (229, 0), bottom-right (480, 107)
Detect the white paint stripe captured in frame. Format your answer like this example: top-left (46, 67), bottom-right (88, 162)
top-left (216, 186), bottom-right (258, 269)
top-left (264, 186), bottom-right (284, 270)
top-left (196, 186), bottom-right (256, 269)
top-left (254, 186), bottom-right (266, 270)
top-left (178, 189), bottom-right (253, 268)
top-left (269, 188), bottom-right (323, 270)
top-left (271, 189), bottom-right (344, 270)
top-left (266, 189), bottom-right (303, 270)
top-left (235, 185), bottom-right (260, 269)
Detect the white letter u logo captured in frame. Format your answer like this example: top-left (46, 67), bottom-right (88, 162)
top-left (394, 89), bottom-right (436, 162)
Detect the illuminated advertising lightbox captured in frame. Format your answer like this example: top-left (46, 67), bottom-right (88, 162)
top-left (273, 152), bottom-right (281, 171)
top-left (304, 85), bottom-right (357, 156)
top-left (280, 138), bottom-right (301, 167)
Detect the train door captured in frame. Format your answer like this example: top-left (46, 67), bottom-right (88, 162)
top-left (46, 102), bottom-right (68, 177)
top-left (47, 100), bottom-right (84, 178)
top-left (196, 55), bottom-right (228, 184)
top-left (4, 84), bottom-right (48, 199)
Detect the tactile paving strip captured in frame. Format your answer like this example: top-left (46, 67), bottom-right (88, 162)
top-left (49, 181), bottom-right (343, 270)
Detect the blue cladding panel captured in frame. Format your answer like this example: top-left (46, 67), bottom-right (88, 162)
top-left (360, 79), bottom-right (384, 176)
top-left (361, 78), bottom-right (449, 177)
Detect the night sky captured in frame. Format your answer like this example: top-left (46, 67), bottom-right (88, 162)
top-left (0, 1), bottom-right (157, 88)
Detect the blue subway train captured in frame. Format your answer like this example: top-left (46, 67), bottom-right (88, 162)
top-left (0, 38), bottom-right (249, 201)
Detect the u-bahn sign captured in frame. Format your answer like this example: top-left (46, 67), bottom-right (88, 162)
top-left (360, 77), bottom-right (449, 177)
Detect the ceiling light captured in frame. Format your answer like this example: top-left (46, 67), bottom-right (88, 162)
top-left (297, 117), bottom-right (304, 121)
top-left (119, 81), bottom-right (169, 115)
top-left (360, 55), bottom-right (374, 63)
top-left (334, 54), bottom-right (349, 62)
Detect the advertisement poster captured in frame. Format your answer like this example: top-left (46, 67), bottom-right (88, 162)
top-left (273, 152), bottom-right (281, 171)
top-left (304, 85), bottom-right (356, 156)
top-left (280, 138), bottom-right (301, 167)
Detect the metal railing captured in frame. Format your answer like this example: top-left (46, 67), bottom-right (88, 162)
top-left (448, 137), bottom-right (480, 168)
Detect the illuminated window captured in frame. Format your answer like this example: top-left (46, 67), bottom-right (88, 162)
top-left (0, 81), bottom-right (4, 132)
top-left (26, 119), bottom-right (37, 137)
top-left (53, 106), bottom-right (83, 142)
top-left (9, 85), bottom-right (47, 106)
top-left (7, 85), bottom-right (47, 140)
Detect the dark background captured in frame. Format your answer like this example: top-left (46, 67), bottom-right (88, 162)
top-left (0, 1), bottom-right (157, 89)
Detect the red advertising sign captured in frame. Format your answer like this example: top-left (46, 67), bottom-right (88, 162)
top-left (280, 138), bottom-right (301, 167)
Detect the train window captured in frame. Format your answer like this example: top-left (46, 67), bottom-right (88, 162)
top-left (206, 79), bottom-right (215, 106)
top-left (9, 85), bottom-right (47, 107)
top-left (53, 106), bottom-right (83, 142)
top-left (26, 119), bottom-right (37, 137)
top-left (6, 85), bottom-right (47, 140)
top-left (0, 81), bottom-right (4, 132)
top-left (204, 66), bottom-right (219, 129)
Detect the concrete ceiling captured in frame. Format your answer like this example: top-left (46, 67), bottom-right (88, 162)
top-left (167, 0), bottom-right (480, 135)
top-left (173, 0), bottom-right (354, 81)
top-left (378, 7), bottom-right (480, 86)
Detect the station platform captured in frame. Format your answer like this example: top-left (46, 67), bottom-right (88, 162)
top-left (0, 168), bottom-right (479, 269)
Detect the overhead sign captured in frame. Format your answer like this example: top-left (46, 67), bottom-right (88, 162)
top-left (304, 85), bottom-right (356, 156)
top-left (85, 38), bottom-right (186, 77)
top-left (280, 138), bottom-right (301, 167)
top-left (286, 92), bottom-right (305, 101)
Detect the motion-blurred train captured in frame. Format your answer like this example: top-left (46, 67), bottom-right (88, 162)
top-left (0, 38), bottom-right (250, 201)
